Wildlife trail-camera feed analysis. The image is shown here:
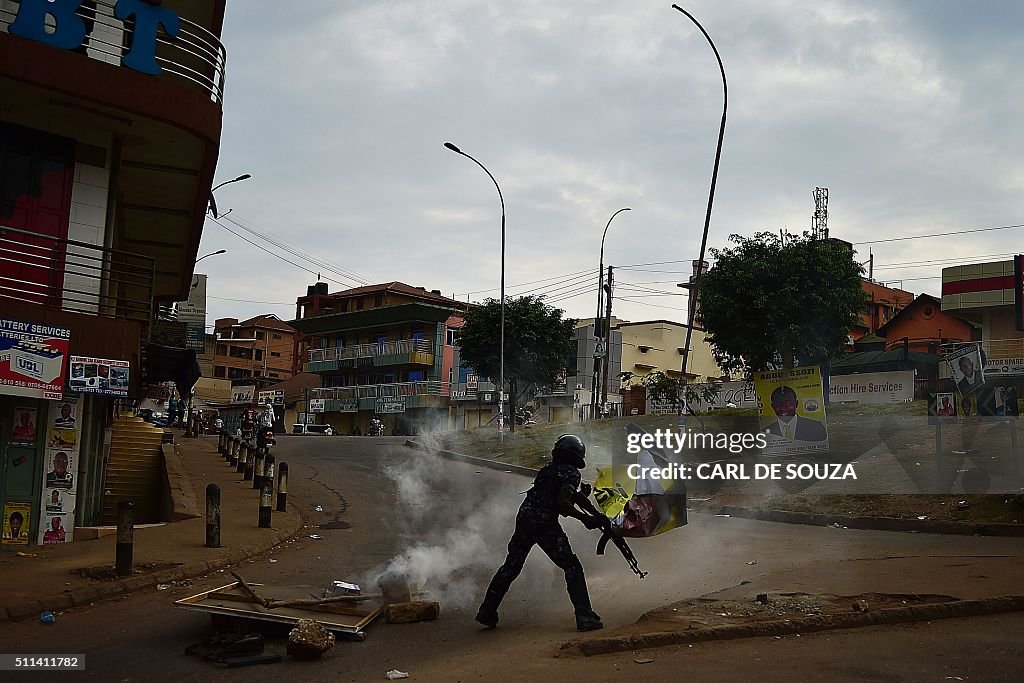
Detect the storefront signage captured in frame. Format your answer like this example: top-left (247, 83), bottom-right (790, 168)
top-left (9, 0), bottom-right (180, 76)
top-left (258, 390), bottom-right (285, 406)
top-left (376, 398), bottom-right (406, 414)
top-left (0, 317), bottom-right (71, 400)
top-left (68, 356), bottom-right (130, 397)
top-left (828, 371), bottom-right (915, 404)
top-left (309, 398), bottom-right (325, 413)
top-left (985, 358), bottom-right (1024, 377)
top-left (231, 385), bottom-right (256, 404)
top-left (337, 399), bottom-right (358, 413)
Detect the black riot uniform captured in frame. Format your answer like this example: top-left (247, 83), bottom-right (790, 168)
top-left (476, 434), bottom-right (605, 632)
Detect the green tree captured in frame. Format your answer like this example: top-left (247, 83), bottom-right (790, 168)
top-left (696, 231), bottom-right (868, 378)
top-left (457, 295), bottom-right (576, 431)
top-left (620, 370), bottom-right (721, 412)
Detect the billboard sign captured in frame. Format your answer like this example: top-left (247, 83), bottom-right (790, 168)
top-left (309, 398), bottom-right (325, 413)
top-left (376, 397), bottom-right (406, 414)
top-left (231, 385), bottom-right (256, 404)
top-left (754, 366), bottom-right (830, 457)
top-left (0, 317), bottom-right (70, 400)
top-left (828, 371), bottom-right (915, 404)
top-left (69, 356), bottom-right (130, 397)
top-left (258, 390), bottom-right (285, 406)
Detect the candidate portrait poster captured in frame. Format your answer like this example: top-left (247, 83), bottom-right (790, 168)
top-left (754, 366), bottom-right (830, 457)
top-left (946, 344), bottom-right (986, 397)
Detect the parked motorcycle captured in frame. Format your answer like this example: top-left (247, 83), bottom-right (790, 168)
top-left (515, 408), bottom-right (537, 427)
top-left (369, 419), bottom-right (385, 437)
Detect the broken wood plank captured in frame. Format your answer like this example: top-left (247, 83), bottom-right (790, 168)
top-left (265, 593), bottom-right (383, 610)
top-left (231, 572), bottom-right (269, 607)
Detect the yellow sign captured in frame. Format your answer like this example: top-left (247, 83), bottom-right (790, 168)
top-left (754, 366), bottom-right (830, 456)
top-left (2, 502), bottom-right (32, 546)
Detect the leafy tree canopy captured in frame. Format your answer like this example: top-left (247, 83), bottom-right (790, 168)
top-left (457, 295), bottom-right (577, 400)
top-left (696, 231), bottom-right (868, 377)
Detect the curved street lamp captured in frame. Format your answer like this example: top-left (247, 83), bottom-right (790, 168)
top-left (443, 142), bottom-right (507, 437)
top-left (195, 249), bottom-right (226, 264)
top-left (591, 207), bottom-right (631, 419)
top-left (671, 4), bottom-right (728, 424)
top-left (209, 173), bottom-right (252, 219)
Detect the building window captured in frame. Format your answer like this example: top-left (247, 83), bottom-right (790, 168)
top-left (271, 351), bottom-right (281, 357)
top-left (446, 328), bottom-right (457, 346)
top-left (270, 373), bottom-right (279, 378)
top-left (408, 370), bottom-right (424, 382)
top-left (217, 344), bottom-right (227, 356)
top-left (356, 298), bottom-right (364, 310)
top-left (272, 333), bottom-right (282, 340)
top-left (255, 350), bottom-right (263, 361)
top-left (256, 331), bottom-right (265, 340)
top-left (374, 294), bottom-right (383, 307)
top-left (214, 366), bottom-right (226, 378)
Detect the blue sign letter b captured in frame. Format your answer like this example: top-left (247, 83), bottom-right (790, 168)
top-left (9, 0), bottom-right (87, 50)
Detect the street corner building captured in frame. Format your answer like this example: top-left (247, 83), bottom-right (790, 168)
top-left (1, 1), bottom-right (229, 546)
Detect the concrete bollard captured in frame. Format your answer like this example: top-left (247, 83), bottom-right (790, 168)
top-left (218, 431), bottom-right (226, 455)
top-left (258, 481), bottom-right (273, 528)
top-left (242, 442), bottom-right (253, 480)
top-left (264, 454), bottom-right (276, 498)
top-left (253, 448), bottom-right (266, 490)
top-left (276, 462), bottom-right (288, 512)
top-left (206, 483), bottom-right (221, 548)
top-left (230, 437), bottom-right (241, 469)
top-left (116, 501), bottom-right (134, 578)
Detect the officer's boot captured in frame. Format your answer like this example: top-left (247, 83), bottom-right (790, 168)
top-left (565, 560), bottom-right (603, 631)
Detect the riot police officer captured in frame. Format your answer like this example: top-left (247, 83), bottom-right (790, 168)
top-left (476, 434), bottom-right (607, 632)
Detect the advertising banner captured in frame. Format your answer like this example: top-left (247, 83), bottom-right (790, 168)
top-left (754, 366), bottom-right (830, 457)
top-left (828, 371), bottom-right (915, 404)
top-left (375, 397), bottom-right (406, 414)
top-left (0, 317), bottom-right (70, 400)
top-left (984, 358), bottom-right (1024, 377)
top-left (69, 356), bottom-right (130, 397)
top-left (258, 390), bottom-right (285, 406)
top-left (231, 385), bottom-right (256, 404)
top-left (308, 398), bottom-right (325, 413)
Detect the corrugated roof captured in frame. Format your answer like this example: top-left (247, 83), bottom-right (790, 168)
top-left (305, 282), bottom-right (465, 307)
top-left (236, 314), bottom-right (298, 333)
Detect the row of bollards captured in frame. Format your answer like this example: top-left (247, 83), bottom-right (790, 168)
top-left (115, 431), bottom-right (291, 577)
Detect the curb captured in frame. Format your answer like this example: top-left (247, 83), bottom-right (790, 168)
top-left (564, 595), bottom-right (1024, 656)
top-left (0, 523), bottom-right (301, 623)
top-left (715, 505), bottom-right (1024, 537)
top-left (405, 440), bottom-right (539, 477)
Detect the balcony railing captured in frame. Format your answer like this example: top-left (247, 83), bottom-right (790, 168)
top-left (0, 225), bottom-right (155, 325)
top-left (310, 381), bottom-right (450, 401)
top-left (308, 339), bottom-right (432, 363)
top-left (0, 0), bottom-right (227, 104)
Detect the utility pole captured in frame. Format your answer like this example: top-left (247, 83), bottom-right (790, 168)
top-left (600, 266), bottom-right (614, 416)
top-left (590, 266), bottom-right (604, 420)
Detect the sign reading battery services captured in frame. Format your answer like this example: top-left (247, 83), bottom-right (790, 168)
top-left (0, 318), bottom-right (71, 400)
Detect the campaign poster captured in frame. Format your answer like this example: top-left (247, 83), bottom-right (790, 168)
top-left (45, 449), bottom-right (74, 490)
top-left (47, 427), bottom-right (77, 449)
top-left (53, 399), bottom-right (77, 428)
top-left (2, 502), bottom-right (32, 545)
top-left (10, 405), bottom-right (38, 446)
top-left (69, 356), bottom-right (130, 397)
top-left (0, 317), bottom-right (71, 400)
top-left (928, 392), bottom-right (957, 424)
top-left (754, 366), bottom-right (830, 456)
top-left (42, 513), bottom-right (69, 545)
top-left (976, 386), bottom-right (1020, 418)
top-left (946, 344), bottom-right (986, 397)
top-left (45, 488), bottom-right (66, 513)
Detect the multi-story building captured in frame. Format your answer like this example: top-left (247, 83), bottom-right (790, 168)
top-left (616, 319), bottom-right (726, 383)
top-left (941, 258), bottom-right (1024, 387)
top-left (852, 280), bottom-right (915, 340)
top-left (291, 282), bottom-right (469, 434)
top-left (0, 0), bottom-right (229, 541)
top-left (213, 315), bottom-right (297, 388)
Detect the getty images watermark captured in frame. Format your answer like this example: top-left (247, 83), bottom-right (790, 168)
top-left (624, 429), bottom-right (857, 482)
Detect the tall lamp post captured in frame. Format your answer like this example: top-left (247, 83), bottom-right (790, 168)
top-left (591, 207), bottom-right (631, 419)
top-left (195, 249), bottom-right (226, 264)
top-left (444, 142), bottom-right (507, 437)
top-left (208, 173), bottom-right (252, 219)
top-left (671, 4), bottom-right (728, 429)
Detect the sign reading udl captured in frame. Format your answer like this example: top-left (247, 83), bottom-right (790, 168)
top-left (0, 318), bottom-right (71, 400)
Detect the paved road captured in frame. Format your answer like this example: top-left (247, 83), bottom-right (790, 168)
top-left (2, 435), bottom-right (1023, 681)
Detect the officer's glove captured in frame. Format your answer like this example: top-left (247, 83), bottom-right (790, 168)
top-left (583, 514), bottom-right (609, 531)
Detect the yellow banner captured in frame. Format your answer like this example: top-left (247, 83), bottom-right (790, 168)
top-left (754, 366), bottom-right (830, 456)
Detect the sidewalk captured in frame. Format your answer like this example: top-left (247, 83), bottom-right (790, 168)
top-left (0, 434), bottom-right (302, 622)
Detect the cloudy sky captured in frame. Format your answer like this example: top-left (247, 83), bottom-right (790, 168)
top-left (197, 0), bottom-right (1024, 329)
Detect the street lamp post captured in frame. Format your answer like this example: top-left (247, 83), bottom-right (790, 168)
top-left (443, 142), bottom-right (507, 438)
top-left (591, 207), bottom-right (631, 419)
top-left (208, 173), bottom-right (252, 219)
top-left (195, 249), bottom-right (226, 264)
top-left (671, 4), bottom-right (728, 429)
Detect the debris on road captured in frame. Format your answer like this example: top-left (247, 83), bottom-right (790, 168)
top-left (385, 600), bottom-right (441, 624)
top-left (746, 559), bottom-right (758, 565)
top-left (309, 534), bottom-right (323, 540)
top-left (39, 611), bottom-right (55, 624)
top-left (287, 619), bottom-right (335, 660)
top-left (634, 658), bottom-right (654, 664)
top-left (957, 500), bottom-right (970, 511)
top-left (852, 600), bottom-right (870, 612)
top-left (755, 594), bottom-right (769, 605)
top-left (315, 505), bottom-right (323, 512)
top-left (157, 584), bottom-right (171, 591)
top-left (385, 670), bottom-right (410, 680)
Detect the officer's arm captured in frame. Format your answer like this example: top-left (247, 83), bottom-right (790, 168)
top-left (572, 489), bottom-right (603, 517)
top-left (557, 488), bottom-right (590, 522)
